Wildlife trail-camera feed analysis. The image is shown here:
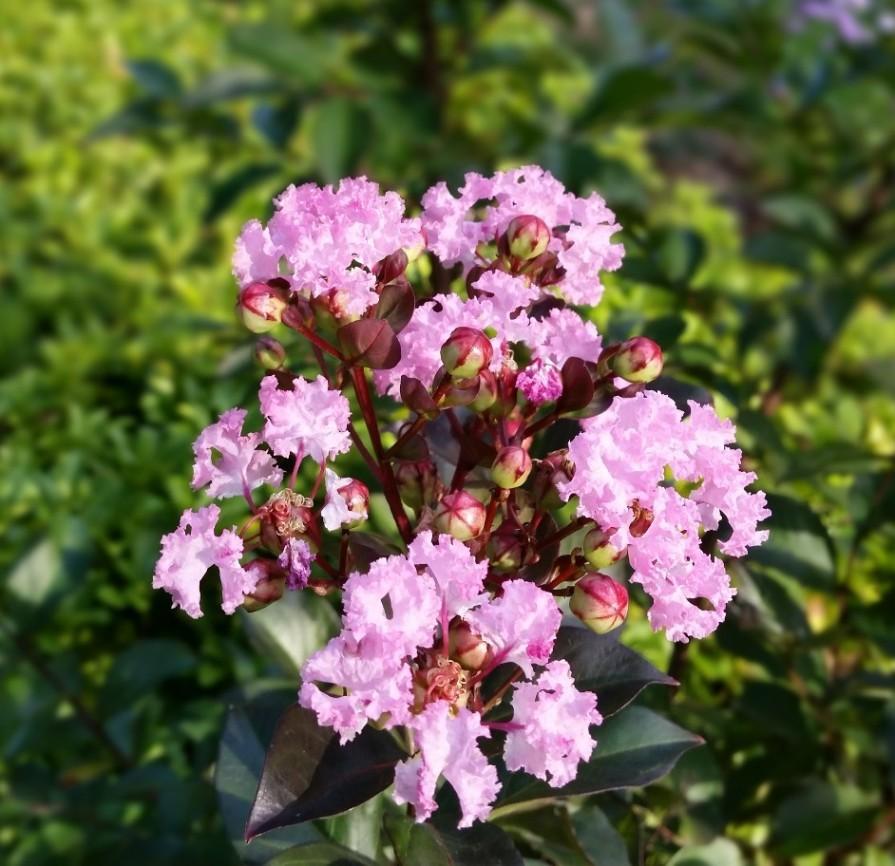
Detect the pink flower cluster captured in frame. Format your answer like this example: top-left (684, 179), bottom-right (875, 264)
top-left (299, 532), bottom-right (601, 826)
top-left (234, 177), bottom-right (422, 316)
top-left (560, 391), bottom-right (770, 640)
top-left (153, 165), bottom-right (771, 828)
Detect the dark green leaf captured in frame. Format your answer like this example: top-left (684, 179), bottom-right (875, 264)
top-left (572, 805), bottom-right (632, 866)
top-left (668, 838), bottom-right (743, 866)
top-left (99, 639), bottom-right (196, 714)
top-left (312, 98), bottom-right (369, 184)
top-left (126, 59), bottom-right (182, 99)
top-left (551, 625), bottom-right (678, 717)
top-left (266, 842), bottom-right (378, 865)
top-left (494, 707), bottom-right (703, 812)
top-left (245, 703), bottom-right (406, 840)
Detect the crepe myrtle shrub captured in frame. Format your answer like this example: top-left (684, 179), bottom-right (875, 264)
top-left (152, 167), bottom-right (770, 852)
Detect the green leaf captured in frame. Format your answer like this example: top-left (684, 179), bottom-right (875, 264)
top-left (229, 23), bottom-right (339, 87)
top-left (385, 807), bottom-right (524, 866)
top-left (126, 59), bottom-right (182, 99)
top-left (216, 689), bottom-right (322, 863)
top-left (99, 639), bottom-right (196, 715)
top-left (266, 842), bottom-right (378, 865)
top-left (576, 66), bottom-right (673, 126)
top-left (493, 707), bottom-right (703, 814)
top-left (749, 493), bottom-right (836, 587)
top-left (245, 703), bottom-right (406, 840)
top-left (240, 590), bottom-right (340, 679)
top-left (312, 98), bottom-right (369, 184)
top-left (668, 838), bottom-right (743, 866)
top-left (572, 805), bottom-right (632, 866)
top-left (655, 228), bottom-right (706, 286)
top-left (322, 794), bottom-right (383, 862)
top-left (551, 625), bottom-right (678, 717)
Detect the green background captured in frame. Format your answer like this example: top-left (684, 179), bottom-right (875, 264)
top-left (2, 1), bottom-right (893, 863)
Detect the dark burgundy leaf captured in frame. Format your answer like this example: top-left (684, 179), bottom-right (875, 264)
top-left (556, 357), bottom-right (595, 413)
top-left (338, 319), bottom-right (401, 369)
top-left (375, 280), bottom-right (415, 334)
top-left (245, 703), bottom-right (406, 841)
top-left (400, 375), bottom-right (439, 419)
top-left (346, 531), bottom-right (402, 574)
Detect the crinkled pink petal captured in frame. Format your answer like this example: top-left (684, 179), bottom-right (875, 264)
top-left (259, 374), bottom-right (351, 464)
top-left (321, 468), bottom-right (366, 531)
top-left (408, 531), bottom-right (489, 619)
top-left (152, 505), bottom-right (254, 618)
top-left (191, 408), bottom-right (283, 500)
top-left (278, 537), bottom-right (314, 590)
top-left (504, 660), bottom-right (602, 787)
top-left (517, 359), bottom-right (563, 405)
top-left (529, 307), bottom-right (604, 368)
top-left (465, 580), bottom-right (561, 676)
top-left (394, 702), bottom-right (499, 827)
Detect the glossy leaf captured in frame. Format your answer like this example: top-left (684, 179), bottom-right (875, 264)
top-left (338, 319), bottom-right (401, 369)
top-left (266, 842), bottom-right (378, 866)
top-left (551, 625), bottom-right (678, 717)
top-left (245, 703), bottom-right (406, 841)
top-left (493, 707), bottom-right (703, 813)
top-left (375, 281), bottom-right (415, 334)
top-left (556, 357), bottom-right (595, 414)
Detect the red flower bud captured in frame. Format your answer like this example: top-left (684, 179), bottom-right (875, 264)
top-left (504, 214), bottom-right (551, 261)
top-left (571, 574), bottom-right (629, 634)
top-left (440, 327), bottom-right (493, 379)
top-left (394, 459), bottom-right (440, 512)
top-left (582, 527), bottom-right (625, 569)
top-left (336, 478), bottom-right (370, 527)
top-left (433, 490), bottom-right (487, 541)
top-left (239, 281), bottom-right (289, 333)
top-left (254, 336), bottom-right (286, 370)
top-left (469, 369), bottom-right (499, 412)
top-left (608, 337), bottom-right (664, 383)
top-left (373, 249), bottom-right (409, 284)
top-left (242, 559), bottom-right (286, 612)
top-left (448, 621), bottom-right (490, 670)
top-left (487, 523), bottom-right (527, 572)
top-left (491, 445), bottom-right (533, 489)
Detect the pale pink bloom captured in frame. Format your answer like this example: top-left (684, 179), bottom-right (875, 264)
top-left (529, 307), bottom-right (604, 368)
top-left (394, 702), bottom-right (499, 827)
top-left (628, 488), bottom-right (736, 642)
top-left (259, 374), bottom-right (351, 464)
top-left (407, 531), bottom-right (488, 619)
top-left (320, 468), bottom-right (367, 531)
top-left (470, 270), bottom-right (541, 319)
top-left (341, 556), bottom-right (441, 658)
top-left (152, 505), bottom-right (254, 618)
top-left (421, 165), bottom-right (623, 306)
top-left (233, 177), bottom-right (422, 316)
top-left (299, 633), bottom-right (414, 743)
top-left (277, 537), bottom-right (314, 590)
top-left (517, 359), bottom-right (563, 405)
top-left (504, 660), bottom-right (602, 787)
top-left (465, 580), bottom-right (561, 676)
top-left (191, 408), bottom-right (282, 500)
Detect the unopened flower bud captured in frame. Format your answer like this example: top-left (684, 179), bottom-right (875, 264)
top-left (448, 621), bottom-right (490, 670)
top-left (242, 559), bottom-right (286, 612)
top-left (433, 490), bottom-right (487, 541)
top-left (239, 281), bottom-right (289, 333)
top-left (571, 574), bottom-right (629, 634)
top-left (608, 337), bottom-right (664, 383)
top-left (394, 459), bottom-right (439, 512)
top-left (629, 502), bottom-right (654, 538)
top-left (522, 250), bottom-right (564, 286)
top-left (442, 375), bottom-right (481, 408)
top-left (532, 449), bottom-right (574, 510)
top-left (491, 446), bottom-right (533, 489)
top-left (469, 369), bottom-right (498, 412)
top-left (504, 215), bottom-right (551, 261)
top-left (254, 336), bottom-right (286, 370)
top-left (440, 327), bottom-right (493, 379)
top-left (582, 528), bottom-right (625, 569)
top-left (490, 364), bottom-right (519, 418)
top-left (487, 523), bottom-right (526, 572)
top-left (373, 249), bottom-right (409, 284)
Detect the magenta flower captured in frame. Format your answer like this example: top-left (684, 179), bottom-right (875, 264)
top-left (191, 408), bottom-right (283, 500)
top-left (504, 660), bottom-right (603, 787)
top-left (517, 359), bottom-right (563, 405)
top-left (152, 505), bottom-right (255, 618)
top-left (259, 374), bottom-right (351, 464)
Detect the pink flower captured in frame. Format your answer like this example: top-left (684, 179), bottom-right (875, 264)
top-left (394, 702), bottom-right (499, 827)
top-left (517, 359), bottom-right (563, 405)
top-left (233, 177), bottom-right (422, 316)
top-left (191, 408), bottom-right (283, 500)
top-left (465, 580), bottom-right (562, 676)
top-left (529, 307), bottom-right (604, 368)
top-left (152, 505), bottom-right (254, 618)
top-left (407, 531), bottom-right (488, 619)
top-left (320, 469), bottom-right (368, 531)
top-left (277, 537), bottom-right (314, 590)
top-left (259, 374), bottom-right (351, 464)
top-left (299, 633), bottom-right (414, 743)
top-left (421, 165), bottom-right (623, 305)
top-left (504, 660), bottom-right (602, 787)
top-left (341, 555), bottom-right (441, 658)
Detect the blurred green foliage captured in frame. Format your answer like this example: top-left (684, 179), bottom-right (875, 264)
top-left (2, 0), bottom-right (893, 863)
